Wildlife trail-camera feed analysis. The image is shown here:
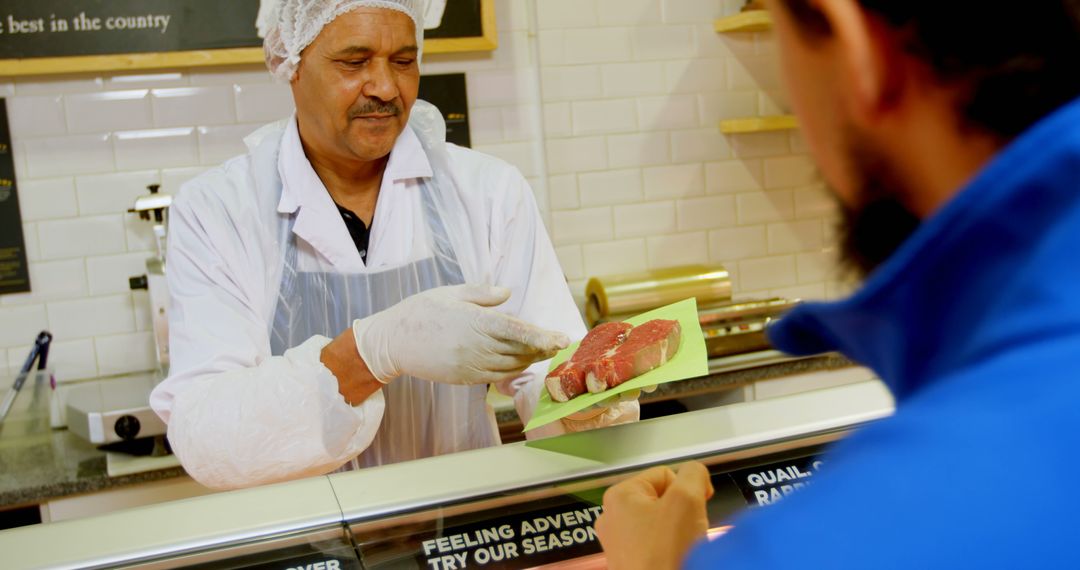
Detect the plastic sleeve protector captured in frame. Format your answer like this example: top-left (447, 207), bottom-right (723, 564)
top-left (168, 337), bottom-right (385, 489)
top-left (152, 184), bottom-right (384, 490)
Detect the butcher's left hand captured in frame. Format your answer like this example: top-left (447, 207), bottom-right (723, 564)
top-left (596, 463), bottom-right (714, 570)
top-left (559, 384), bottom-right (657, 432)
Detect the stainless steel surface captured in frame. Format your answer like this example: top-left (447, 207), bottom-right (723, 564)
top-left (0, 476), bottom-right (343, 570)
top-left (65, 373), bottom-right (166, 445)
top-left (145, 258), bottom-right (170, 368)
top-left (0, 381), bottom-right (895, 569)
top-left (699, 298), bottom-right (797, 357)
top-left (118, 527), bottom-right (351, 570)
top-left (698, 298), bottom-right (794, 324)
top-left (707, 349), bottom-right (806, 375)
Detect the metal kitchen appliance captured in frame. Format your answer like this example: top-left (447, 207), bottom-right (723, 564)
top-left (128, 183), bottom-right (173, 370)
top-left (698, 298), bottom-right (797, 357)
top-left (65, 372), bottom-right (168, 449)
top-left (65, 184), bottom-right (173, 452)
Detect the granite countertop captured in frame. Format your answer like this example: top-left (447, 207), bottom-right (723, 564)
top-left (1, 352), bottom-right (853, 509)
top-left (0, 420), bottom-right (185, 510)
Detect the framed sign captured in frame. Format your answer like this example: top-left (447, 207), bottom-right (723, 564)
top-left (419, 73), bottom-right (471, 148)
top-left (0, 99), bottom-right (30, 295)
top-left (0, 0), bottom-right (496, 77)
top-left (422, 0), bottom-right (497, 53)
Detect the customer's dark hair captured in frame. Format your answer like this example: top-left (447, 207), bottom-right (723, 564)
top-left (781, 1), bottom-right (1080, 139)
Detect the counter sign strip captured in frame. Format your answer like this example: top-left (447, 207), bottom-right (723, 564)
top-left (729, 456), bottom-right (825, 507)
top-left (356, 500), bottom-right (606, 570)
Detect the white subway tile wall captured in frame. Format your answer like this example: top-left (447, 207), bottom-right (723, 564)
top-left (75, 170), bottom-right (161, 216)
top-left (1, 0), bottom-right (843, 381)
top-left (579, 169), bottom-right (643, 207)
top-left (583, 239), bottom-right (649, 276)
top-left (17, 178), bottom-right (78, 221)
top-left (538, 0), bottom-right (841, 303)
top-left (65, 90), bottom-right (154, 134)
top-left (152, 87), bottom-right (236, 128)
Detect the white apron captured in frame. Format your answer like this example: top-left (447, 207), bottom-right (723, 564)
top-left (269, 104), bottom-right (500, 470)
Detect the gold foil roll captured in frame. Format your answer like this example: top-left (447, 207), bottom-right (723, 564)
top-left (585, 265), bottom-right (732, 327)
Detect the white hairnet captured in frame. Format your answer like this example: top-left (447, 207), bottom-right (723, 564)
top-left (257, 0), bottom-right (429, 82)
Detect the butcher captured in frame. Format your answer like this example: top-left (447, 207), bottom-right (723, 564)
top-left (149, 0), bottom-right (638, 490)
top-left (596, 0), bottom-right (1080, 568)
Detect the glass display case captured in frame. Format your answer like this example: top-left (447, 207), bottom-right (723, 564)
top-left (347, 446), bottom-right (826, 570)
top-left (0, 381), bottom-right (892, 570)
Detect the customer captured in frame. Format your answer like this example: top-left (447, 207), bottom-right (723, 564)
top-left (596, 1), bottom-right (1080, 568)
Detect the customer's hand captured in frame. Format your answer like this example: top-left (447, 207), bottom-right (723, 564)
top-left (596, 463), bottom-right (714, 570)
top-left (352, 284), bottom-right (570, 385)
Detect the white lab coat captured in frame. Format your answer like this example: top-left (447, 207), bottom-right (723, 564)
top-left (150, 116), bottom-right (601, 490)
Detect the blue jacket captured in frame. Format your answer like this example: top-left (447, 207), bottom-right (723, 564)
top-left (687, 96), bottom-right (1080, 569)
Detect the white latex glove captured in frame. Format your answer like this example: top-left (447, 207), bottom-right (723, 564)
top-left (561, 400), bottom-right (640, 432)
top-left (560, 384), bottom-right (657, 432)
top-left (353, 284), bottom-right (571, 386)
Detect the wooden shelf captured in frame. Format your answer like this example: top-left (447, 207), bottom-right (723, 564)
top-left (719, 115), bottom-right (798, 134)
top-left (714, 11), bottom-right (773, 33)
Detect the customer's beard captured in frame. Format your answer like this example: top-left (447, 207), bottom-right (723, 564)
top-left (836, 136), bottom-right (923, 279)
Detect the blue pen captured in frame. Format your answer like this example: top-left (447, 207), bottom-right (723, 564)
top-left (0, 331), bottom-right (53, 425)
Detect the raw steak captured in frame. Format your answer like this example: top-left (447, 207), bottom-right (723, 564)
top-left (585, 319), bottom-right (681, 393)
top-left (545, 322), bottom-right (632, 402)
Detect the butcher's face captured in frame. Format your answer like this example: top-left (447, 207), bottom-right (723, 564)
top-left (291, 8), bottom-right (420, 164)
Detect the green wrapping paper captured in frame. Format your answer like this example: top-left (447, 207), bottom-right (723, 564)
top-left (524, 298), bottom-right (709, 431)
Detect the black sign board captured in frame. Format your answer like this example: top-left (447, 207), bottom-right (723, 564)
top-left (425, 1), bottom-right (484, 41)
top-left (0, 0), bottom-right (495, 77)
top-left (356, 495), bottom-right (606, 570)
top-left (729, 456), bottom-right (825, 507)
top-left (0, 0), bottom-right (262, 59)
top-left (0, 99), bottom-right (29, 295)
top-left (419, 73), bottom-right (471, 148)
top-left (416, 503), bottom-right (603, 569)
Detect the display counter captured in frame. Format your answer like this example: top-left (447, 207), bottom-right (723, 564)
top-left (0, 380), bottom-right (893, 569)
top-left (1, 352), bottom-right (855, 511)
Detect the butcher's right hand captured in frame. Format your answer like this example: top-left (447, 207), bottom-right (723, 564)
top-left (352, 284), bottom-right (570, 385)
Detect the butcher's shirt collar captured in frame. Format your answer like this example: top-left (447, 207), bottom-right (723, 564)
top-left (275, 115), bottom-right (432, 269)
top-left (276, 115), bottom-right (433, 216)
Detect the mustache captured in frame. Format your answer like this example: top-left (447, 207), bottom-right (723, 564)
top-left (349, 99), bottom-right (402, 118)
